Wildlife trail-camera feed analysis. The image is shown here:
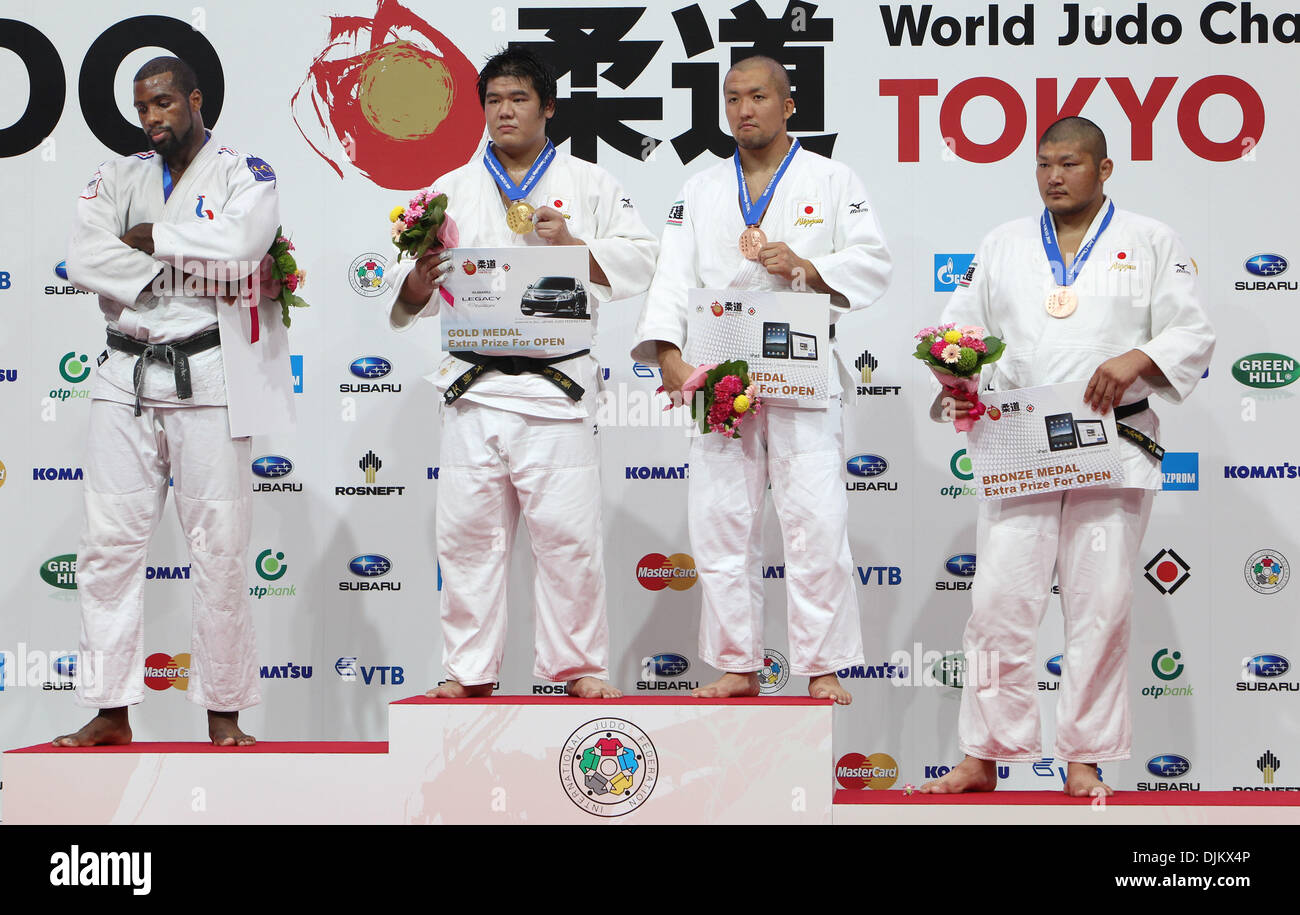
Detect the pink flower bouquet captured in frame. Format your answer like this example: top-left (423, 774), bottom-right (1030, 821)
top-left (659, 359), bottom-right (763, 438)
top-left (264, 228), bottom-right (307, 329)
top-left (913, 324), bottom-right (1006, 432)
top-left (389, 190), bottom-right (459, 262)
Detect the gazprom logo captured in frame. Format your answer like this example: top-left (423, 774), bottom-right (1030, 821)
top-left (1045, 655), bottom-right (1063, 677)
top-left (349, 555), bottom-right (391, 578)
top-left (1245, 254), bottom-right (1288, 277)
top-left (846, 454), bottom-right (888, 477)
top-left (252, 455), bottom-right (293, 478)
top-left (945, 554), bottom-right (977, 577)
top-left (1245, 654), bottom-right (1289, 678)
top-left (1161, 452), bottom-right (1199, 491)
top-left (1146, 754), bottom-right (1191, 778)
top-left (350, 356), bottom-right (392, 379)
top-left (934, 253), bottom-right (975, 291)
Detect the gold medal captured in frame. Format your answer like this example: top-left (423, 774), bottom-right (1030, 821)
top-left (739, 226), bottom-right (767, 261)
top-left (506, 200), bottom-right (535, 234)
top-left (1045, 287), bottom-right (1078, 318)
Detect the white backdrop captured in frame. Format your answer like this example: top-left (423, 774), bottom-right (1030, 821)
top-left (2, 0), bottom-right (1298, 795)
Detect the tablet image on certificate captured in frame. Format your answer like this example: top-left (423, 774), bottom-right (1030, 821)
top-left (763, 322), bottom-right (790, 358)
top-left (1044, 413), bottom-right (1079, 451)
top-left (1074, 419), bottom-right (1108, 446)
top-left (790, 331), bottom-right (818, 360)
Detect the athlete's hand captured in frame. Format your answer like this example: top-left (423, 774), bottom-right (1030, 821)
top-left (1084, 349), bottom-right (1157, 414)
top-left (399, 249), bottom-right (453, 305)
top-left (533, 206), bottom-right (577, 246)
top-left (658, 346), bottom-right (698, 406)
top-left (121, 223), bottom-right (155, 254)
top-left (941, 397), bottom-right (977, 423)
top-left (756, 241), bottom-right (809, 281)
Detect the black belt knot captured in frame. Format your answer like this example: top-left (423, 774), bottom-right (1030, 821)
top-left (106, 326), bottom-right (221, 416)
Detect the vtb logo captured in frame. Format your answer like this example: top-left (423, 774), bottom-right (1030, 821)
top-left (194, 195), bottom-right (214, 219)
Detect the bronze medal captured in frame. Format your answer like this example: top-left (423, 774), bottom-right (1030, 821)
top-left (738, 226), bottom-right (767, 261)
top-left (1045, 287), bottom-right (1078, 318)
top-left (506, 200), bottom-right (535, 234)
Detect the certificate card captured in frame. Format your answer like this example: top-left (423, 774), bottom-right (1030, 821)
top-left (684, 288), bottom-right (830, 407)
top-left (966, 380), bottom-right (1128, 501)
top-left (440, 246), bottom-right (590, 356)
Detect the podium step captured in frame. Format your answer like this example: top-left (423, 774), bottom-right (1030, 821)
top-left (832, 789), bottom-right (1300, 825)
top-left (4, 697), bottom-right (832, 824)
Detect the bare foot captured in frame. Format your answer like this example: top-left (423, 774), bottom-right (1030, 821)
top-left (1064, 761), bottom-right (1113, 797)
top-left (918, 755), bottom-right (998, 794)
top-left (208, 710), bottom-right (256, 747)
top-left (52, 708), bottom-right (132, 747)
top-left (425, 680), bottom-right (495, 698)
top-left (809, 673), bottom-right (852, 705)
top-left (692, 672), bottom-right (761, 698)
top-left (567, 676), bottom-right (622, 698)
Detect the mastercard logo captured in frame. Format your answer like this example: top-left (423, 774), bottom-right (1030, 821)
top-left (144, 652), bottom-right (192, 691)
top-left (636, 553), bottom-right (697, 591)
top-left (835, 752), bottom-right (899, 790)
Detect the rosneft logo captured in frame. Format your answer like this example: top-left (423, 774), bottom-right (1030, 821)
top-left (945, 554), bottom-right (976, 577)
top-left (252, 455), bottom-right (293, 478)
top-left (145, 652), bottom-right (191, 691)
top-left (349, 356), bottom-right (392, 379)
top-left (1245, 254), bottom-right (1288, 277)
top-left (349, 555), bottom-right (392, 577)
top-left (636, 553), bottom-right (697, 591)
top-left (846, 454), bottom-right (888, 477)
top-left (1245, 654), bottom-right (1289, 678)
top-left (1146, 755), bottom-right (1191, 778)
top-left (40, 554), bottom-right (77, 589)
top-left (835, 752), bottom-right (899, 790)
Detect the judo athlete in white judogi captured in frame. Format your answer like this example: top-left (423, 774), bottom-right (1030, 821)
top-left (920, 117), bottom-right (1214, 796)
top-left (632, 56), bottom-right (891, 704)
top-left (383, 48), bottom-right (656, 698)
top-left (54, 58), bottom-right (295, 747)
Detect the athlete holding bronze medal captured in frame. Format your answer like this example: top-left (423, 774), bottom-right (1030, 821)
top-left (922, 117), bottom-right (1214, 796)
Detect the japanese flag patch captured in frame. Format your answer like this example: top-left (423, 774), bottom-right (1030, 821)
top-left (794, 201), bottom-right (824, 226)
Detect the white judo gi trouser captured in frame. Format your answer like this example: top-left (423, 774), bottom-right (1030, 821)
top-left (436, 400), bottom-right (609, 686)
top-left (76, 400), bottom-right (258, 711)
top-left (689, 395), bottom-right (863, 677)
top-left (959, 485), bottom-right (1154, 762)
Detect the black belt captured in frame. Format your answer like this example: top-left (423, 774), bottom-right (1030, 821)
top-left (829, 324), bottom-right (836, 341)
top-left (106, 327), bottom-right (221, 416)
top-left (444, 350), bottom-right (589, 404)
top-left (1113, 398), bottom-right (1164, 460)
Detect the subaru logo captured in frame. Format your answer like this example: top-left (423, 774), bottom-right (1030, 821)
top-left (846, 454), bottom-right (888, 477)
top-left (1045, 655), bottom-right (1062, 677)
top-left (1245, 254), bottom-right (1288, 277)
top-left (645, 653), bottom-right (690, 678)
top-left (1146, 755), bottom-right (1191, 778)
top-left (1245, 654), bottom-right (1289, 678)
top-left (349, 554), bottom-right (391, 577)
top-left (945, 554), bottom-right (977, 577)
top-left (54, 654), bottom-right (77, 677)
top-left (350, 356), bottom-right (392, 379)
top-left (252, 455), bottom-right (293, 478)
top-left (55, 260), bottom-right (69, 280)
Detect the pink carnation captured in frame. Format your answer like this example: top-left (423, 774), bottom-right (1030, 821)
top-left (714, 375), bottom-right (743, 398)
top-left (284, 272), bottom-right (300, 292)
top-left (277, 236), bottom-right (293, 251)
top-left (915, 326), bottom-right (940, 340)
top-left (930, 340), bottom-right (948, 359)
top-left (708, 398), bottom-right (734, 427)
top-left (960, 336), bottom-right (987, 353)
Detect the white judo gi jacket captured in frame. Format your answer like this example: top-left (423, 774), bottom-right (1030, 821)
top-left (66, 133), bottom-right (295, 436)
top-left (631, 145), bottom-right (891, 373)
top-left (939, 199), bottom-right (1215, 486)
top-left (383, 148), bottom-right (658, 417)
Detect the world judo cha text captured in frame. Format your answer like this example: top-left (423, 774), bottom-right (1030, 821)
top-left (0, 643), bottom-right (107, 697)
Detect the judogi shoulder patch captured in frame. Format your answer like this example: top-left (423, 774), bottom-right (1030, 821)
top-left (246, 156), bottom-right (276, 181)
